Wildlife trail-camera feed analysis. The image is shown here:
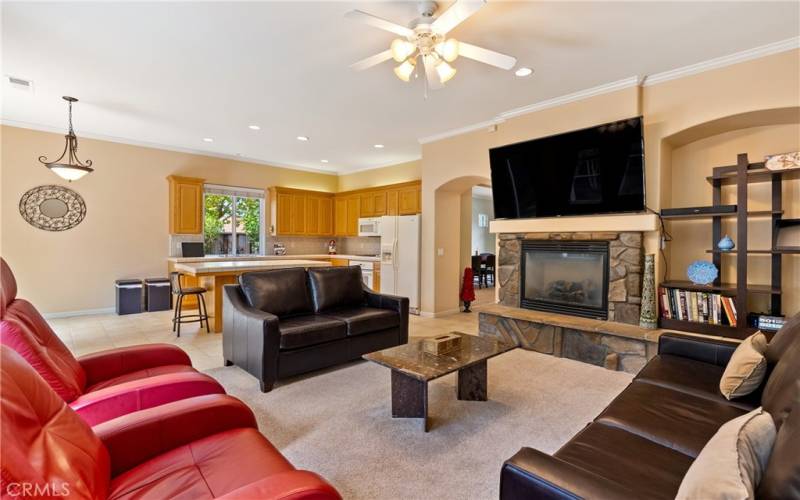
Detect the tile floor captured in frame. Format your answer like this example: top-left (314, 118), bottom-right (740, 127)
top-left (48, 306), bottom-right (487, 370)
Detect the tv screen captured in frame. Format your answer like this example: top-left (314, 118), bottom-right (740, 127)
top-left (489, 117), bottom-right (645, 219)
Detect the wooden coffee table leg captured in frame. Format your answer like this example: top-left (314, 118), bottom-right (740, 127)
top-left (457, 360), bottom-right (488, 401)
top-left (391, 370), bottom-right (429, 432)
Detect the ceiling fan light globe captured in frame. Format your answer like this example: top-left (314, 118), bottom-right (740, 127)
top-left (394, 59), bottom-right (416, 82)
top-left (435, 60), bottom-right (457, 84)
top-left (435, 39), bottom-right (460, 62)
top-left (390, 39), bottom-right (416, 63)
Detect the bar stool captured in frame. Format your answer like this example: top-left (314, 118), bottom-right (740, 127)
top-left (170, 272), bottom-right (210, 337)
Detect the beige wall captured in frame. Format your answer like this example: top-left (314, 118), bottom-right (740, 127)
top-left (421, 49), bottom-right (800, 316)
top-left (472, 196), bottom-right (495, 256)
top-left (668, 123), bottom-right (800, 314)
top-left (337, 160), bottom-right (421, 192)
top-left (0, 125), bottom-right (337, 313)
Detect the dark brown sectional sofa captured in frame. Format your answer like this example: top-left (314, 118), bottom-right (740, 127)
top-left (222, 266), bottom-right (408, 392)
top-left (501, 314), bottom-right (800, 499)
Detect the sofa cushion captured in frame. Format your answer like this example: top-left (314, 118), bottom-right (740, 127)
top-left (765, 312), bottom-right (800, 364)
top-left (321, 307), bottom-right (400, 337)
top-left (239, 269), bottom-right (313, 318)
top-left (107, 428), bottom-right (294, 500)
top-left (761, 337), bottom-right (800, 429)
top-left (676, 407), bottom-right (776, 500)
top-left (554, 423), bottom-right (693, 500)
top-left (720, 332), bottom-right (768, 400)
top-left (278, 315), bottom-right (347, 350)
top-left (758, 400), bottom-right (800, 500)
top-left (636, 355), bottom-right (759, 410)
top-left (308, 267), bottom-right (364, 313)
top-left (595, 381), bottom-right (747, 457)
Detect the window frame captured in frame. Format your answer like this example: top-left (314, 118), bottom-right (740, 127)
top-left (202, 185), bottom-right (266, 257)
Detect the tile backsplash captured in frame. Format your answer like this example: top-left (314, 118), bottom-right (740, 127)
top-left (169, 234), bottom-right (380, 257)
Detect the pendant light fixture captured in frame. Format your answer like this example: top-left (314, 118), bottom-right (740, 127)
top-left (38, 96), bottom-right (94, 181)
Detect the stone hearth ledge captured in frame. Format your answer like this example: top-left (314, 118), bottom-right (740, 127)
top-left (478, 304), bottom-right (666, 374)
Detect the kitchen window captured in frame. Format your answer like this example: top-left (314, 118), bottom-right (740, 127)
top-left (203, 184), bottom-right (265, 256)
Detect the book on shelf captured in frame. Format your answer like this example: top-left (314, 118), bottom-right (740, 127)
top-left (658, 286), bottom-right (737, 326)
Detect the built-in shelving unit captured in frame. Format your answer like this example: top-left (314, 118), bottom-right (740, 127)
top-left (659, 154), bottom-right (796, 339)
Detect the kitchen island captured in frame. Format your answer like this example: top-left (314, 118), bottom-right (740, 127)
top-left (173, 259), bottom-right (330, 333)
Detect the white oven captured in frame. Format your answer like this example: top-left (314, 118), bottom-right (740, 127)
top-left (350, 259), bottom-right (375, 290)
top-left (357, 217), bottom-right (381, 237)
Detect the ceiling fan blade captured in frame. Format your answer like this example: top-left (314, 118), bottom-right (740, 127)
top-left (458, 42), bottom-right (517, 70)
top-left (431, 0), bottom-right (486, 34)
top-left (423, 55), bottom-right (444, 90)
top-left (350, 50), bottom-right (393, 71)
top-left (344, 10), bottom-right (414, 37)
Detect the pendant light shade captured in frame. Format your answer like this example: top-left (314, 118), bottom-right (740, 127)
top-left (38, 96), bottom-right (94, 182)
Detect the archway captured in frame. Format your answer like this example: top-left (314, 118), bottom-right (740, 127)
top-left (428, 175), bottom-right (493, 315)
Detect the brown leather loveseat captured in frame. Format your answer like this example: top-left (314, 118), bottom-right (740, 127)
top-left (223, 266), bottom-right (409, 392)
top-left (501, 313), bottom-right (800, 499)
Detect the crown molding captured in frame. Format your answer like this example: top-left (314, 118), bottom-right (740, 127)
top-left (1, 119), bottom-right (342, 176)
top-left (641, 36), bottom-right (800, 87)
top-left (499, 76), bottom-right (642, 120)
top-left (418, 36), bottom-right (800, 146)
top-left (418, 76), bottom-right (640, 145)
top-left (418, 118), bottom-right (506, 145)
top-left (337, 156), bottom-right (422, 175)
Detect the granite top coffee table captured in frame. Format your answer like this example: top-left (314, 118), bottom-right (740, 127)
top-left (363, 332), bottom-right (515, 432)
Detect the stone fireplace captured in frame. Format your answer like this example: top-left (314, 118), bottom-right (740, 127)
top-left (498, 231), bottom-right (643, 325)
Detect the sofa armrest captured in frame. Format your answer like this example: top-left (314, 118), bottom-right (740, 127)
top-left (69, 372), bottom-right (225, 426)
top-left (94, 394), bottom-right (257, 477)
top-left (658, 332), bottom-right (740, 367)
top-left (223, 285), bottom-right (282, 389)
top-left (78, 344), bottom-right (192, 387)
top-left (501, 448), bottom-right (635, 500)
top-left (363, 286), bottom-right (410, 344)
top-left (219, 470), bottom-right (342, 500)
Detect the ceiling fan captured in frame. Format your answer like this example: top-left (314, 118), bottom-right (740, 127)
top-left (346, 0), bottom-right (517, 89)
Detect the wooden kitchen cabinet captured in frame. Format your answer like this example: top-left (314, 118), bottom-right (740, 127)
top-left (168, 175), bottom-right (204, 234)
top-left (346, 196), bottom-right (360, 236)
top-left (360, 191), bottom-right (387, 217)
top-left (398, 186), bottom-right (421, 215)
top-left (334, 197), bottom-right (348, 236)
top-left (318, 197), bottom-right (333, 236)
top-left (270, 187), bottom-right (334, 236)
top-left (306, 194), bottom-right (333, 236)
top-left (290, 194), bottom-right (306, 234)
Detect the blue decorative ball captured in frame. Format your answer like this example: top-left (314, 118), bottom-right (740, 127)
top-left (687, 260), bottom-right (719, 285)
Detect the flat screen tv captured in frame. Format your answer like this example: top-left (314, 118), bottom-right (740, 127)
top-left (489, 116), bottom-right (645, 219)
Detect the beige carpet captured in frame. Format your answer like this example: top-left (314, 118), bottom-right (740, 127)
top-left (206, 348), bottom-right (632, 499)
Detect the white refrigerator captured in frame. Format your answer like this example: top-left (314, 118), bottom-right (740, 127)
top-left (379, 215), bottom-right (420, 314)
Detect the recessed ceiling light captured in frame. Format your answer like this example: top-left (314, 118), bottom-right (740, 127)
top-left (297, 136), bottom-right (309, 141)
top-left (202, 137), bottom-right (214, 142)
top-left (373, 144), bottom-right (384, 149)
top-left (321, 159), bottom-right (329, 163)
top-left (515, 67), bottom-right (533, 77)
top-left (248, 125), bottom-right (261, 130)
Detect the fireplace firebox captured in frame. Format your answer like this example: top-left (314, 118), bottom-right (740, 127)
top-left (520, 240), bottom-right (609, 320)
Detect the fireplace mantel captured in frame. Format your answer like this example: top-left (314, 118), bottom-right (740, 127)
top-left (489, 213), bottom-right (658, 235)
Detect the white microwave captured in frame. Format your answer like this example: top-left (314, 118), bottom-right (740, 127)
top-left (358, 217), bottom-right (381, 237)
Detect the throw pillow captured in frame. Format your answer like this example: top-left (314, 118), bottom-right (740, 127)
top-left (720, 331), bottom-right (768, 400)
top-left (676, 407), bottom-right (777, 500)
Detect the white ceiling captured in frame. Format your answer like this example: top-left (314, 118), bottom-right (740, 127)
top-left (2, 2), bottom-right (798, 174)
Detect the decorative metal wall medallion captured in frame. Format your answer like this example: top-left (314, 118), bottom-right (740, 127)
top-left (19, 185), bottom-right (86, 231)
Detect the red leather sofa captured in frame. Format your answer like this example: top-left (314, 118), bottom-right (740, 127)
top-left (1, 346), bottom-right (342, 499)
top-left (0, 258), bottom-right (225, 425)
